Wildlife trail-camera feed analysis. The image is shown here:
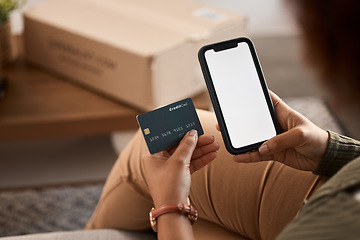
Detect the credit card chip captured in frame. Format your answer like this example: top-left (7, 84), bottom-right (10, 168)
top-left (144, 128), bottom-right (150, 135)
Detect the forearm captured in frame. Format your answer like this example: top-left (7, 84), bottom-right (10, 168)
top-left (314, 131), bottom-right (360, 177)
top-left (157, 213), bottom-right (194, 240)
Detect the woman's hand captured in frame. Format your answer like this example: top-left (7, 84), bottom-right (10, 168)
top-left (220, 91), bottom-right (329, 172)
top-left (142, 130), bottom-right (219, 207)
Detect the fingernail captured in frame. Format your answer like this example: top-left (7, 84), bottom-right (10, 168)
top-left (259, 144), bottom-right (269, 154)
top-left (189, 129), bottom-right (197, 136)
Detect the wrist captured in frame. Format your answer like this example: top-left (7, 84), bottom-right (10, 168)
top-left (154, 196), bottom-right (190, 208)
top-left (149, 202), bottom-right (198, 232)
top-left (156, 213), bottom-right (195, 240)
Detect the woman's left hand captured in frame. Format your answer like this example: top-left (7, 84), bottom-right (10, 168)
top-left (142, 130), bottom-right (219, 207)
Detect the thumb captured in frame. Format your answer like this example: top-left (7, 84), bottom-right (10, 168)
top-left (259, 128), bottom-right (306, 155)
top-left (171, 130), bottom-right (198, 163)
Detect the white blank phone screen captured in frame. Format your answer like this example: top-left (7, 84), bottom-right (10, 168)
top-left (205, 42), bottom-right (276, 148)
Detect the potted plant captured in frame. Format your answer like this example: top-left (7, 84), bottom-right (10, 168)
top-left (0, 0), bottom-right (25, 64)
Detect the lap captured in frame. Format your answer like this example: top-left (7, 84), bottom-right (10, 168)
top-left (86, 109), bottom-right (320, 239)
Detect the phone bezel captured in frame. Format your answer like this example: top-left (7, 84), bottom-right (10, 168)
top-left (198, 37), bottom-right (281, 154)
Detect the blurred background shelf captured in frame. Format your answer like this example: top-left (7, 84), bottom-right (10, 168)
top-left (0, 36), bottom-right (211, 142)
top-left (0, 0), bottom-right (322, 190)
top-left (0, 35), bottom-right (210, 189)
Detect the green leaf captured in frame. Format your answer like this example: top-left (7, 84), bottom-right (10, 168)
top-left (0, 0), bottom-right (26, 24)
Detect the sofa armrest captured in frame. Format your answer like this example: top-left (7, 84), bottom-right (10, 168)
top-left (0, 229), bottom-right (156, 240)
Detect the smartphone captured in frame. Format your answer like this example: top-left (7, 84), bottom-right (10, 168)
top-left (198, 37), bottom-right (281, 155)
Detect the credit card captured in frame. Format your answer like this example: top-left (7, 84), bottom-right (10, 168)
top-left (137, 98), bottom-right (204, 154)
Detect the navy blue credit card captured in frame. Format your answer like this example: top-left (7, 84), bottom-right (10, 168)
top-left (136, 98), bottom-right (204, 154)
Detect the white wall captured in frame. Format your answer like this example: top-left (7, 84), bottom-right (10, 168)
top-left (195, 0), bottom-right (298, 37)
top-left (11, 0), bottom-right (298, 37)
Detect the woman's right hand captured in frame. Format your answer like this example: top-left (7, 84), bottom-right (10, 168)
top-left (225, 91), bottom-right (330, 172)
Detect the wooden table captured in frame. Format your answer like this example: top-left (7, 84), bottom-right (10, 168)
top-left (0, 43), bottom-right (210, 141)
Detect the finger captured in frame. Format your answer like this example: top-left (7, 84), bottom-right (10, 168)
top-left (168, 146), bottom-right (176, 155)
top-left (151, 150), bottom-right (171, 160)
top-left (233, 150), bottom-right (273, 163)
top-left (259, 127), bottom-right (307, 156)
top-left (190, 152), bottom-right (217, 174)
top-left (197, 135), bottom-right (215, 147)
top-left (269, 90), bottom-right (281, 104)
top-left (269, 90), bottom-right (294, 130)
top-left (192, 141), bottom-right (220, 159)
top-left (168, 135), bottom-right (214, 155)
top-left (216, 123), bottom-right (220, 132)
top-left (170, 130), bottom-right (198, 164)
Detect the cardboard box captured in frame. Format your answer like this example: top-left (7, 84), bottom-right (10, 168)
top-left (24, 0), bottom-right (247, 110)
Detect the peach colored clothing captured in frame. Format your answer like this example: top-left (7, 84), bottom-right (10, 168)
top-left (86, 110), bottom-right (323, 240)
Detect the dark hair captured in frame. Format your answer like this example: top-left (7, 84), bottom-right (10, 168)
top-left (289, 0), bottom-right (360, 103)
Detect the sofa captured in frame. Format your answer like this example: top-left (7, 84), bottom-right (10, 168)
top-left (0, 97), bottom-right (344, 240)
top-left (0, 229), bottom-right (156, 240)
